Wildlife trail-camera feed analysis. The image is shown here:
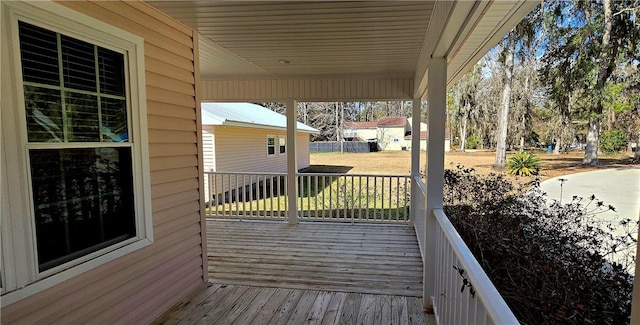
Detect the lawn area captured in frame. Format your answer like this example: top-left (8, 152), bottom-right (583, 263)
top-left (309, 150), bottom-right (636, 181)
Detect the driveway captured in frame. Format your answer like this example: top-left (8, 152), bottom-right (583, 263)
top-left (540, 168), bottom-right (640, 221)
top-left (540, 167), bottom-right (640, 269)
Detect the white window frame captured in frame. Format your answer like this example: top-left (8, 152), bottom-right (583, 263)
top-left (0, 1), bottom-right (152, 306)
top-left (266, 135), bottom-right (276, 157)
top-left (279, 136), bottom-right (286, 155)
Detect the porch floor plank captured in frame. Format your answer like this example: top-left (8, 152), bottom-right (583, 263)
top-left (207, 219), bottom-right (423, 297)
top-left (155, 220), bottom-right (436, 324)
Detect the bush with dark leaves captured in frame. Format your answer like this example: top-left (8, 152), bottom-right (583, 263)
top-left (442, 165), bottom-right (636, 325)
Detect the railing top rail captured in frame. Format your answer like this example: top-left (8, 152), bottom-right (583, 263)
top-left (413, 175), bottom-right (426, 194)
top-left (298, 172), bottom-right (410, 178)
top-left (433, 208), bottom-right (519, 325)
top-left (205, 171), bottom-right (288, 176)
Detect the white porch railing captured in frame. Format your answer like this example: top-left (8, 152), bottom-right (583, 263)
top-left (204, 171), bottom-right (288, 220)
top-left (412, 177), bottom-right (518, 325)
top-left (204, 171), bottom-right (410, 223)
top-left (297, 173), bottom-right (410, 223)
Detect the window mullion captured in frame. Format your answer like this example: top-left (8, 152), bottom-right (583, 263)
top-left (56, 33), bottom-right (68, 142)
top-left (95, 45), bottom-right (103, 142)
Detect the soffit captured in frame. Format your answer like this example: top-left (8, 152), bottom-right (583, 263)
top-left (148, 1), bottom-right (538, 100)
top-left (147, 1), bottom-right (433, 80)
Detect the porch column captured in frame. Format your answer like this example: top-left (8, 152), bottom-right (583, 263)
top-left (286, 99), bottom-right (299, 224)
top-left (410, 98), bottom-right (422, 224)
top-left (424, 56), bottom-right (447, 309)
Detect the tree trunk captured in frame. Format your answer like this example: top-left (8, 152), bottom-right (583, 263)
top-left (554, 137), bottom-right (561, 155)
top-left (583, 0), bottom-right (612, 166)
top-left (519, 113), bottom-right (526, 152)
top-left (459, 115), bottom-right (468, 152)
top-left (635, 133), bottom-right (640, 162)
top-left (493, 32), bottom-right (515, 171)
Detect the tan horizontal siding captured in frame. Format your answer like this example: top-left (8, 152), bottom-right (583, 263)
top-left (148, 115), bottom-right (197, 132)
top-left (152, 189), bottom-right (200, 213)
top-left (2, 2), bottom-right (204, 324)
top-left (200, 78), bottom-right (414, 101)
top-left (148, 129), bottom-right (198, 144)
top-left (152, 178), bottom-right (199, 199)
top-left (150, 155), bottom-right (198, 171)
top-left (147, 101), bottom-right (197, 120)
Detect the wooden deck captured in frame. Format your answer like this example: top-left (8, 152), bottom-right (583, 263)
top-left (207, 220), bottom-right (423, 297)
top-left (155, 282), bottom-right (433, 325)
top-left (154, 220), bottom-right (432, 324)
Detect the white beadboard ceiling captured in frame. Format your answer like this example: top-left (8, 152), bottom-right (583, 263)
top-left (148, 1), bottom-right (537, 100)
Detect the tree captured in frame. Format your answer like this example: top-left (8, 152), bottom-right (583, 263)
top-left (494, 7), bottom-right (541, 170)
top-left (451, 64), bottom-right (482, 152)
top-left (541, 0), bottom-right (640, 165)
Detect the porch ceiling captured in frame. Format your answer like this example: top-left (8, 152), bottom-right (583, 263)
top-left (148, 1), bottom-right (537, 100)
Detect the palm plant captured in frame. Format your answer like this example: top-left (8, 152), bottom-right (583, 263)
top-left (506, 152), bottom-right (540, 176)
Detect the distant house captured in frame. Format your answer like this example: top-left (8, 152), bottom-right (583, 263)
top-left (345, 117), bottom-right (450, 151)
top-left (201, 102), bottom-right (319, 173)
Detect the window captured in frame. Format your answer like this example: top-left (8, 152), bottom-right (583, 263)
top-left (267, 136), bottom-right (276, 156)
top-left (279, 137), bottom-right (286, 154)
top-left (1, 2), bottom-right (151, 304)
top-left (20, 22), bottom-right (136, 272)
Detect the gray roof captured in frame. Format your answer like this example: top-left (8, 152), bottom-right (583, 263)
top-left (201, 102), bottom-right (318, 133)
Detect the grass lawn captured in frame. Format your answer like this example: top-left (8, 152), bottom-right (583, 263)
top-left (309, 150), bottom-right (636, 181)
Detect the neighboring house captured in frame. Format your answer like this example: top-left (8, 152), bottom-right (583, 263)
top-left (201, 102), bottom-right (318, 201)
top-left (345, 117), bottom-right (451, 151)
top-left (201, 102), bottom-right (318, 173)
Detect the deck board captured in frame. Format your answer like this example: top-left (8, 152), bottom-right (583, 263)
top-left (207, 219), bottom-right (423, 297)
top-left (155, 220), bottom-right (434, 324)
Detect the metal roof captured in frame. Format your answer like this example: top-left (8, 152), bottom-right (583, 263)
top-left (201, 102), bottom-right (319, 133)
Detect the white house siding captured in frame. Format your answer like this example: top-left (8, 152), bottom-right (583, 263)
top-left (1, 2), bottom-right (206, 324)
top-left (208, 126), bottom-right (312, 198)
top-left (297, 132), bottom-right (311, 171)
top-left (379, 127), bottom-right (408, 151)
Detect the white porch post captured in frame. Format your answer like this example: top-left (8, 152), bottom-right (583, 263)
top-left (286, 99), bottom-right (299, 225)
top-left (424, 57), bottom-right (446, 309)
top-left (410, 98), bottom-right (422, 224)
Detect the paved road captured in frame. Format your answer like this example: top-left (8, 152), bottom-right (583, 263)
top-left (540, 167), bottom-right (640, 269)
top-left (540, 168), bottom-right (640, 221)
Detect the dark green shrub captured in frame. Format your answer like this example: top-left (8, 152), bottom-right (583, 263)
top-left (506, 152), bottom-right (541, 176)
top-left (600, 129), bottom-right (628, 154)
top-left (442, 165), bottom-right (636, 325)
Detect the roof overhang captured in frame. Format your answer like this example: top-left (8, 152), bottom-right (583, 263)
top-left (211, 120), bottom-right (320, 134)
top-left (148, 1), bottom-right (538, 102)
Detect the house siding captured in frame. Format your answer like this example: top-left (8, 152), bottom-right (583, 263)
top-left (212, 126), bottom-right (311, 173)
top-left (1, 2), bottom-right (205, 324)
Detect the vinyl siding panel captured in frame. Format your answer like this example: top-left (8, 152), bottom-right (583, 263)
top-left (205, 126), bottom-right (313, 198)
top-left (1, 2), bottom-right (205, 324)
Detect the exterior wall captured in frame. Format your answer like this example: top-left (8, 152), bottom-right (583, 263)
top-left (1, 2), bottom-right (206, 324)
top-left (353, 128), bottom-right (378, 141)
top-left (378, 126), bottom-right (408, 151)
top-left (296, 132), bottom-right (311, 170)
top-left (203, 126), bottom-right (216, 172)
top-left (212, 126), bottom-right (310, 173)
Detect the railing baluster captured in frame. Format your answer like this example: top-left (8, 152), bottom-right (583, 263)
top-left (350, 176), bottom-right (355, 220)
top-left (329, 175), bottom-right (333, 219)
top-left (343, 176), bottom-right (347, 219)
top-left (366, 176), bottom-right (370, 220)
top-left (314, 175), bottom-right (319, 219)
top-left (262, 174), bottom-right (267, 218)
top-left (395, 176), bottom-right (400, 222)
top-left (373, 177), bottom-right (377, 221)
top-left (358, 176), bottom-right (362, 220)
